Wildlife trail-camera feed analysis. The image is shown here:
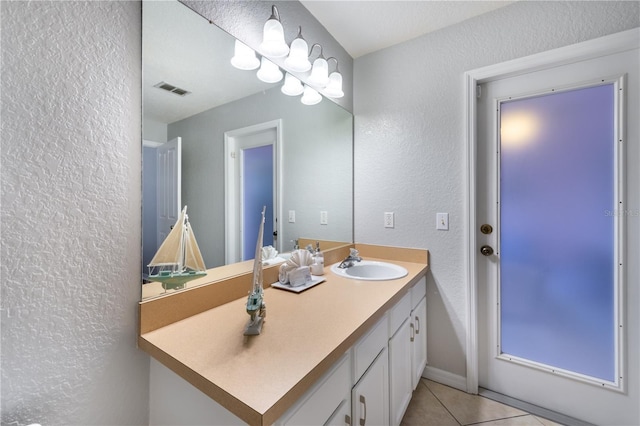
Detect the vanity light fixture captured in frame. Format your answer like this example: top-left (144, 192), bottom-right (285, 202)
top-left (230, 40), bottom-right (260, 70)
top-left (301, 85), bottom-right (322, 105)
top-left (281, 73), bottom-right (304, 96)
top-left (284, 27), bottom-right (311, 73)
top-left (323, 57), bottom-right (344, 98)
top-left (257, 57), bottom-right (283, 83)
top-left (307, 44), bottom-right (329, 88)
top-left (232, 5), bottom-right (345, 105)
top-left (259, 5), bottom-right (289, 58)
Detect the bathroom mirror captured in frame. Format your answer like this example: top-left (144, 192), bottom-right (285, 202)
top-left (141, 1), bottom-right (353, 300)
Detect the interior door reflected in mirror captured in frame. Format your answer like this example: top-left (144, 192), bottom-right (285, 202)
top-left (141, 0), bottom-right (353, 300)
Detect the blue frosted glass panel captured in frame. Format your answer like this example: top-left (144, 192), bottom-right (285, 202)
top-left (242, 145), bottom-right (274, 260)
top-left (499, 84), bottom-right (615, 381)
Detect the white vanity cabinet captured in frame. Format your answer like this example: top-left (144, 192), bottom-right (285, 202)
top-left (411, 296), bottom-right (427, 389)
top-left (325, 398), bottom-right (352, 426)
top-left (389, 317), bottom-right (413, 425)
top-left (352, 347), bottom-right (389, 426)
top-left (410, 278), bottom-right (428, 389)
top-left (278, 352), bottom-right (352, 426)
top-left (388, 277), bottom-right (427, 425)
top-left (280, 315), bottom-right (389, 426)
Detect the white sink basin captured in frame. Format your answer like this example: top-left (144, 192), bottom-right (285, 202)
top-left (330, 260), bottom-right (408, 281)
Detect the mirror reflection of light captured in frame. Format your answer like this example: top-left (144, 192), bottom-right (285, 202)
top-left (500, 110), bottom-right (540, 148)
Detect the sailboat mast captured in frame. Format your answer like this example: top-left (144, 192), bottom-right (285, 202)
top-left (253, 206), bottom-right (266, 293)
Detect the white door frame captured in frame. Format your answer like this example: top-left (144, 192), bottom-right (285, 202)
top-left (464, 28), bottom-right (639, 394)
top-left (224, 119), bottom-right (283, 264)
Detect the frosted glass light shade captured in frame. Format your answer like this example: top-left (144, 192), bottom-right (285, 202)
top-left (308, 57), bottom-right (329, 87)
top-left (257, 57), bottom-right (283, 83)
top-left (301, 85), bottom-right (322, 105)
top-left (281, 73), bottom-right (304, 96)
top-left (230, 40), bottom-right (260, 70)
top-left (324, 71), bottom-right (344, 98)
top-left (260, 19), bottom-right (289, 58)
top-left (284, 38), bottom-right (311, 73)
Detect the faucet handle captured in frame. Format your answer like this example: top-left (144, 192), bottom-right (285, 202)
top-left (350, 248), bottom-right (359, 257)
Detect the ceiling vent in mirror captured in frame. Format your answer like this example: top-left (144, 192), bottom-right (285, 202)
top-left (154, 81), bottom-right (191, 97)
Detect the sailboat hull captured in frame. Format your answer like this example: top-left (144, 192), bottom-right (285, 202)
top-left (148, 270), bottom-right (207, 290)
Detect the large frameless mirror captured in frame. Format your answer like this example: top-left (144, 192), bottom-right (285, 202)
top-left (141, 0), bottom-right (353, 300)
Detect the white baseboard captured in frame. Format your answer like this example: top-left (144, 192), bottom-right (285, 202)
top-left (422, 366), bottom-right (468, 393)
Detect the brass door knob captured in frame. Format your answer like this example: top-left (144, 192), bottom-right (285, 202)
top-left (480, 245), bottom-right (494, 256)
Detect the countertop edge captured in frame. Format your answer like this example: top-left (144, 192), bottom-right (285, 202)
top-left (139, 336), bottom-right (263, 425)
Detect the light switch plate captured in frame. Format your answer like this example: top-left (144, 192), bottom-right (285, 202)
top-left (288, 210), bottom-right (296, 223)
top-left (437, 213), bottom-right (449, 230)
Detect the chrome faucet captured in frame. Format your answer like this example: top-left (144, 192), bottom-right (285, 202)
top-left (338, 248), bottom-right (362, 269)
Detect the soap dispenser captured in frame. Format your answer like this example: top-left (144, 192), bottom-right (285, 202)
top-left (311, 241), bottom-right (324, 275)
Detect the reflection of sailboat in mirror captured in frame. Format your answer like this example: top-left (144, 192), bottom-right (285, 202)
top-left (148, 206), bottom-right (207, 291)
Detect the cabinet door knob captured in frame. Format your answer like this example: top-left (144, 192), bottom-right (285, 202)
top-left (345, 414), bottom-right (351, 426)
top-left (410, 323), bottom-right (415, 342)
top-left (359, 395), bottom-right (367, 426)
top-left (415, 316), bottom-right (420, 334)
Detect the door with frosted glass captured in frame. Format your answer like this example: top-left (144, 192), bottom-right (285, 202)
top-left (241, 144), bottom-right (274, 260)
top-left (477, 48), bottom-right (638, 425)
top-left (225, 121), bottom-right (280, 264)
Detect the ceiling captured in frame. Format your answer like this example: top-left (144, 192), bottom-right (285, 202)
top-left (143, 0), bottom-right (277, 124)
top-left (300, 1), bottom-right (515, 58)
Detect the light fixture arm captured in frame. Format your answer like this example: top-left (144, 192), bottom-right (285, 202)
top-left (269, 5), bottom-right (281, 21)
top-left (308, 43), bottom-right (324, 59)
top-left (327, 57), bottom-right (340, 73)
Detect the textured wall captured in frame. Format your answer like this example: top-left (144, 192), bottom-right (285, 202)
top-left (1, 1), bottom-right (149, 425)
top-left (353, 1), bottom-right (640, 378)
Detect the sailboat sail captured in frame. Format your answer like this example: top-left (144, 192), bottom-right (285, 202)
top-left (148, 206), bottom-right (207, 290)
top-left (184, 221), bottom-right (206, 271)
top-left (149, 212), bottom-right (185, 267)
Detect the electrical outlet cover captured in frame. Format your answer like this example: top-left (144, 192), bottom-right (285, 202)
top-left (384, 212), bottom-right (394, 228)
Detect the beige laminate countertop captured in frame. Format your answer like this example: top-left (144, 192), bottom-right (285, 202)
top-left (139, 257), bottom-right (428, 425)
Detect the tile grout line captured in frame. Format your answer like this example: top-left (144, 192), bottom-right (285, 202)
top-left (421, 379), bottom-right (463, 426)
top-left (423, 380), bottom-right (548, 426)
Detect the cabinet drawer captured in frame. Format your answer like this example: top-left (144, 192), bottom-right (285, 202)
top-left (280, 351), bottom-right (351, 426)
top-left (411, 277), bottom-right (426, 309)
top-left (353, 314), bottom-right (388, 382)
top-left (388, 291), bottom-right (411, 337)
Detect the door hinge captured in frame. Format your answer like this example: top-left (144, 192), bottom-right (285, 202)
top-left (476, 85), bottom-right (482, 98)
top-left (230, 151), bottom-right (236, 159)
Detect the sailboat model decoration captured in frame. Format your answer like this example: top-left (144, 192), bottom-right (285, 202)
top-left (244, 206), bottom-right (267, 336)
top-left (147, 206), bottom-right (207, 291)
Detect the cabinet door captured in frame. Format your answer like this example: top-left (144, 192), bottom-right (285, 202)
top-left (325, 397), bottom-right (352, 426)
top-left (352, 347), bottom-right (389, 426)
top-left (411, 297), bottom-right (428, 390)
top-left (389, 318), bottom-right (413, 426)
top-left (279, 352), bottom-right (351, 426)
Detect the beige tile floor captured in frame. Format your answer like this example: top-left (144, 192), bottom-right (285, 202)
top-left (401, 380), bottom-right (564, 426)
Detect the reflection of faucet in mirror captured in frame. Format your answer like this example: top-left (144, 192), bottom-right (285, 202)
top-left (141, 0), bottom-right (354, 300)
